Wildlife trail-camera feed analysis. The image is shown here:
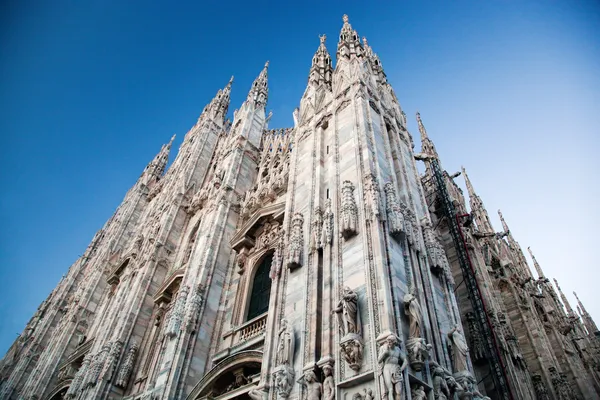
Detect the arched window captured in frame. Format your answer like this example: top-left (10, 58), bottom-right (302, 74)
top-left (246, 253), bottom-right (273, 321)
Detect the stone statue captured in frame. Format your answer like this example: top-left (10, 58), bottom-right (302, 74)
top-left (340, 338), bottom-right (363, 371)
top-left (303, 370), bottom-right (322, 400)
top-left (403, 292), bottom-right (422, 339)
top-left (363, 388), bottom-right (374, 400)
top-left (321, 364), bottom-right (334, 400)
top-left (276, 319), bottom-right (294, 366)
top-left (448, 325), bottom-right (469, 373)
top-left (333, 287), bottom-right (360, 336)
top-left (433, 367), bottom-right (450, 400)
top-left (411, 385), bottom-right (427, 400)
top-left (406, 337), bottom-right (431, 371)
top-left (445, 374), bottom-right (463, 400)
top-left (273, 367), bottom-right (294, 398)
top-left (378, 335), bottom-right (407, 400)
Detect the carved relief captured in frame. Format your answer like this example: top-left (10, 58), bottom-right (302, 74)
top-left (363, 174), bottom-right (381, 221)
top-left (100, 339), bottom-right (123, 381)
top-left (384, 182), bottom-right (404, 238)
top-left (287, 213), bottom-right (304, 270)
top-left (411, 385), bottom-right (427, 400)
top-left (340, 181), bottom-right (358, 239)
top-left (115, 341), bottom-right (138, 388)
top-left (340, 338), bottom-right (363, 372)
top-left (321, 199), bottom-right (334, 247)
top-left (183, 284), bottom-right (205, 332)
top-left (465, 312), bottom-right (486, 363)
top-left (312, 206), bottom-right (324, 251)
top-left (531, 375), bottom-right (550, 400)
top-left (166, 285), bottom-right (189, 338)
top-left (273, 366), bottom-right (294, 399)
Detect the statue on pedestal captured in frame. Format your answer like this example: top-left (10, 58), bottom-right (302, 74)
top-left (378, 335), bottom-right (407, 400)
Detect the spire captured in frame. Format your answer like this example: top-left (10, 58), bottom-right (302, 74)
top-left (527, 247), bottom-right (545, 279)
top-left (200, 77), bottom-right (234, 122)
top-left (553, 278), bottom-right (575, 317)
top-left (307, 35), bottom-right (333, 90)
top-left (246, 61), bottom-right (269, 108)
top-left (416, 112), bottom-right (439, 159)
top-left (462, 166), bottom-right (476, 200)
top-left (461, 166), bottom-right (494, 233)
top-left (498, 210), bottom-right (510, 234)
top-left (337, 14), bottom-right (363, 61)
top-left (141, 135), bottom-right (175, 184)
top-left (574, 292), bottom-right (598, 333)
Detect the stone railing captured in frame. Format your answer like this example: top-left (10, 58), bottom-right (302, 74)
top-left (237, 313), bottom-right (267, 343)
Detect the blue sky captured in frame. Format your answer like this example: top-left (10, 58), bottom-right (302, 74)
top-left (1, 1), bottom-right (598, 355)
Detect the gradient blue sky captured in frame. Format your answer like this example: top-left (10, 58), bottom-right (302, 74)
top-left (1, 1), bottom-right (598, 355)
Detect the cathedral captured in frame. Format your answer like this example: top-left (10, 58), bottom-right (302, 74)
top-left (1, 15), bottom-right (599, 400)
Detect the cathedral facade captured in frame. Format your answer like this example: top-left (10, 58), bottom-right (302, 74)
top-left (1, 15), bottom-right (598, 400)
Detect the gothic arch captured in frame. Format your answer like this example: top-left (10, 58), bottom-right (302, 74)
top-left (45, 381), bottom-right (70, 400)
top-left (186, 350), bottom-right (263, 400)
top-left (244, 250), bottom-right (274, 322)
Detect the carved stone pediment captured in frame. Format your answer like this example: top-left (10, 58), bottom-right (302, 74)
top-left (230, 202), bottom-right (285, 252)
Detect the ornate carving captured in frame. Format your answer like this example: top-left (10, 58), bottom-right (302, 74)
top-left (237, 247), bottom-right (249, 274)
top-left (312, 206), bottom-right (324, 251)
top-left (115, 341), bottom-right (138, 388)
top-left (405, 337), bottom-right (431, 372)
top-left (184, 284), bottom-right (205, 332)
top-left (340, 337), bottom-right (363, 372)
top-left (273, 366), bottom-right (294, 399)
top-left (531, 375), bottom-right (550, 400)
top-left (270, 230), bottom-right (285, 279)
top-left (321, 199), bottom-right (334, 247)
top-left (377, 335), bottom-right (407, 400)
top-left (65, 353), bottom-right (91, 398)
top-left (411, 385), bottom-right (427, 400)
top-left (549, 367), bottom-right (571, 400)
top-left (100, 339), bottom-right (123, 381)
top-left (465, 312), bottom-right (486, 362)
top-left (287, 213), bottom-right (304, 270)
top-left (340, 181), bottom-right (358, 239)
top-left (363, 174), bottom-right (381, 221)
top-left (384, 182), bottom-right (404, 238)
top-left (166, 285), bottom-right (189, 338)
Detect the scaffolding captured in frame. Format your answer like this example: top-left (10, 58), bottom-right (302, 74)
top-left (427, 157), bottom-right (513, 400)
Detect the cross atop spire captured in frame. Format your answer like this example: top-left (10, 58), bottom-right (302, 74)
top-left (246, 62), bottom-right (269, 108)
top-left (337, 14), bottom-right (363, 61)
top-left (527, 247), bottom-right (545, 279)
top-left (553, 278), bottom-right (575, 317)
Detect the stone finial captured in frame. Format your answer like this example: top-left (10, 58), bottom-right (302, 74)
top-left (342, 14), bottom-right (349, 24)
top-left (319, 34), bottom-right (326, 44)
